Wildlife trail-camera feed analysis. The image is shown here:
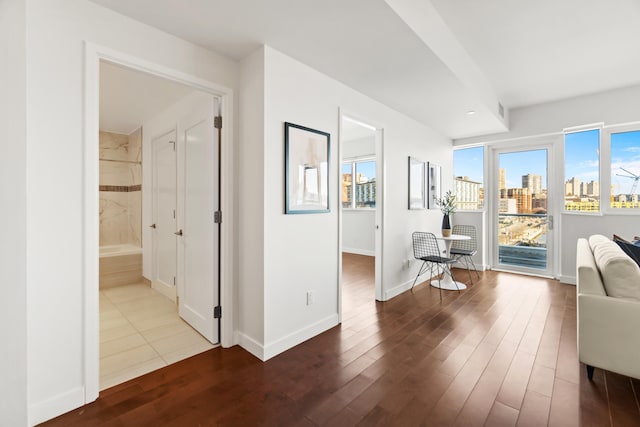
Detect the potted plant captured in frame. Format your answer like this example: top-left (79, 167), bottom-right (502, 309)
top-left (435, 190), bottom-right (456, 237)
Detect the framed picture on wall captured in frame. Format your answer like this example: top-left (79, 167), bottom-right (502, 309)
top-left (285, 122), bottom-right (331, 214)
top-left (427, 162), bottom-right (442, 209)
top-left (408, 156), bottom-right (426, 209)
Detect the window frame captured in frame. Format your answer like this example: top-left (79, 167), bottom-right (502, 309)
top-left (341, 156), bottom-right (377, 210)
top-left (452, 146), bottom-right (485, 212)
top-left (604, 123), bottom-right (640, 214)
top-left (562, 126), bottom-right (602, 215)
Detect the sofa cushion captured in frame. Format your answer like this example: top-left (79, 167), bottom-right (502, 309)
top-left (589, 234), bottom-right (610, 252)
top-left (592, 238), bottom-right (640, 300)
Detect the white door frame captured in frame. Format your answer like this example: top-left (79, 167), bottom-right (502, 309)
top-left (488, 136), bottom-right (561, 278)
top-left (337, 109), bottom-right (385, 323)
top-left (83, 42), bottom-right (235, 404)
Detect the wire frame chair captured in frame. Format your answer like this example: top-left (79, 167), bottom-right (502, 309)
top-left (411, 231), bottom-right (457, 301)
top-left (449, 224), bottom-right (480, 284)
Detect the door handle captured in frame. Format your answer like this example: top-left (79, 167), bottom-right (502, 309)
top-left (149, 223), bottom-right (156, 229)
top-left (174, 229), bottom-right (183, 236)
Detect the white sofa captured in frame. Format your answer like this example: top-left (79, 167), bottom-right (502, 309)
top-left (576, 235), bottom-right (640, 380)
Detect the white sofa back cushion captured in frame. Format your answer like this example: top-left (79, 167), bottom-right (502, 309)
top-left (589, 234), bottom-right (610, 251)
top-left (591, 236), bottom-right (640, 300)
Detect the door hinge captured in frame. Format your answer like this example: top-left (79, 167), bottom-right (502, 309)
top-left (214, 306), bottom-right (222, 319)
top-left (214, 211), bottom-right (222, 224)
top-left (169, 140), bottom-right (176, 151)
top-left (214, 116), bottom-right (222, 129)
top-left (173, 277), bottom-right (176, 286)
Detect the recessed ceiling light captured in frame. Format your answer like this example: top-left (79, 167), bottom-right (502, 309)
top-left (466, 110), bottom-right (476, 115)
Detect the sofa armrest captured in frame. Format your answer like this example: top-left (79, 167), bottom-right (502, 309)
top-left (576, 238), bottom-right (606, 296)
top-left (578, 293), bottom-right (640, 379)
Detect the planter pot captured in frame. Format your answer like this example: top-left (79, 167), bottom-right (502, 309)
top-left (442, 214), bottom-right (451, 237)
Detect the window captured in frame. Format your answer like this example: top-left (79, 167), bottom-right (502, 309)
top-left (341, 158), bottom-right (376, 208)
top-left (341, 163), bottom-right (353, 208)
top-left (564, 129), bottom-right (600, 212)
top-left (453, 146), bottom-right (484, 210)
top-left (610, 130), bottom-right (640, 209)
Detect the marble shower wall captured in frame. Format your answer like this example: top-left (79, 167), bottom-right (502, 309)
top-left (128, 128), bottom-right (142, 247)
top-left (99, 129), bottom-right (142, 247)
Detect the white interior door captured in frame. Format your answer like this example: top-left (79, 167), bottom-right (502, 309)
top-left (151, 130), bottom-right (177, 301)
top-left (177, 95), bottom-right (219, 344)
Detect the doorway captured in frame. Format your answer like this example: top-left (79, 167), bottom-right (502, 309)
top-left (96, 60), bottom-right (221, 390)
top-left (491, 144), bottom-right (555, 277)
top-left (339, 114), bottom-right (383, 316)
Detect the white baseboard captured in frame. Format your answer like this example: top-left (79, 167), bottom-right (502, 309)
top-left (235, 331), bottom-right (265, 361)
top-left (558, 275), bottom-right (576, 285)
top-left (342, 248), bottom-right (375, 257)
top-left (263, 313), bottom-right (339, 361)
top-left (452, 261), bottom-right (486, 271)
top-left (29, 386), bottom-right (85, 426)
top-left (383, 278), bottom-right (415, 301)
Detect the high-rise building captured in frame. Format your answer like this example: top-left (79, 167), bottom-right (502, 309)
top-left (500, 187), bottom-right (532, 213)
top-left (355, 179), bottom-right (376, 207)
top-left (499, 168), bottom-right (506, 190)
top-left (522, 174), bottom-right (542, 196)
top-left (587, 180), bottom-right (599, 196)
top-left (579, 182), bottom-right (588, 197)
top-left (565, 177), bottom-right (580, 196)
top-left (341, 173), bottom-right (353, 207)
top-left (454, 176), bottom-right (481, 210)
top-left (499, 198), bottom-right (517, 213)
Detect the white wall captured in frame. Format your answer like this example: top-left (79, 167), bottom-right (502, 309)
top-left (236, 47), bottom-right (265, 351)
top-left (455, 84), bottom-right (640, 146)
top-left (0, 1), bottom-right (28, 425)
top-left (249, 46), bottom-right (451, 359)
top-left (456, 85), bottom-right (640, 283)
top-left (23, 0), bottom-right (238, 424)
top-left (342, 211), bottom-right (376, 255)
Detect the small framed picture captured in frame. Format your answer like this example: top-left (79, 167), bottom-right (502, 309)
top-left (285, 122), bottom-right (330, 214)
top-left (427, 162), bottom-right (442, 209)
top-left (408, 156), bottom-right (426, 210)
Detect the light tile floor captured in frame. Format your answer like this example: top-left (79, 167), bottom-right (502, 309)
top-left (100, 283), bottom-right (215, 390)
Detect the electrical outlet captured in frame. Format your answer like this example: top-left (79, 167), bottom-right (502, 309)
top-left (306, 290), bottom-right (314, 305)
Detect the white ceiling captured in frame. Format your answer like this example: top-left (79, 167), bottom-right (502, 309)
top-left (100, 61), bottom-right (194, 134)
top-left (430, 0), bottom-right (640, 108)
top-left (91, 0), bottom-right (640, 139)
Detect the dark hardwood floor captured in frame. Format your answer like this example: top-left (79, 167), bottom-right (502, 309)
top-left (42, 253), bottom-right (640, 426)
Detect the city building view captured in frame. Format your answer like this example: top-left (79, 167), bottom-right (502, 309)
top-left (454, 147), bottom-right (549, 269)
top-left (453, 130), bottom-right (640, 271)
top-left (564, 128), bottom-right (640, 210)
top-left (341, 160), bottom-right (376, 208)
top-left (497, 150), bottom-right (549, 269)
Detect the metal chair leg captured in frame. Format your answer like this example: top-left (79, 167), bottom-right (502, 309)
top-left (411, 261), bottom-right (427, 291)
top-left (467, 257), bottom-right (480, 279)
top-left (427, 262), bottom-right (442, 302)
top-left (464, 257), bottom-right (473, 284)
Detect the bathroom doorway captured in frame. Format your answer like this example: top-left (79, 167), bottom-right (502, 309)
top-left (97, 60), bottom-right (220, 390)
